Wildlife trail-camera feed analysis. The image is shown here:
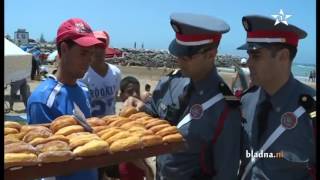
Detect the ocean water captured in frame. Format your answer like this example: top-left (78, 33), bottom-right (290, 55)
top-left (292, 63), bottom-right (316, 82)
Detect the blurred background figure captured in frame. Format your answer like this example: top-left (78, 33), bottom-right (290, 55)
top-left (9, 78), bottom-right (30, 111)
top-left (231, 58), bottom-right (251, 97)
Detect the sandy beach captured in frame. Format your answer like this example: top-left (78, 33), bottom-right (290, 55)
top-left (4, 64), bottom-right (316, 118)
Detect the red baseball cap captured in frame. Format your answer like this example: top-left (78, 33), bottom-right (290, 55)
top-left (93, 31), bottom-right (110, 47)
top-left (56, 18), bottom-right (105, 47)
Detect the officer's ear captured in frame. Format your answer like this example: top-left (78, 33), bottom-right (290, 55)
top-left (207, 48), bottom-right (217, 60)
top-left (277, 48), bottom-right (290, 63)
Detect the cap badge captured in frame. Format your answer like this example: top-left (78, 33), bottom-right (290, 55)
top-left (190, 104), bottom-right (203, 119)
top-left (75, 23), bottom-right (91, 33)
top-left (280, 112), bottom-right (298, 130)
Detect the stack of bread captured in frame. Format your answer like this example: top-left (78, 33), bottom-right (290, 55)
top-left (4, 121), bottom-right (39, 169)
top-left (50, 116), bottom-right (109, 157)
top-left (93, 106), bottom-right (183, 153)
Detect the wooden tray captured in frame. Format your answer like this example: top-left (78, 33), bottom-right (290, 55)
top-left (5, 141), bottom-right (186, 180)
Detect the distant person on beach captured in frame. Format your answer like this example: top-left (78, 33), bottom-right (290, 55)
top-left (31, 55), bottom-right (40, 80)
top-left (9, 78), bottom-right (30, 111)
top-left (308, 70), bottom-right (313, 82)
top-left (27, 18), bottom-right (105, 180)
top-left (124, 13), bottom-right (241, 180)
top-left (237, 15), bottom-right (316, 180)
top-left (141, 83), bottom-right (152, 102)
top-left (81, 30), bottom-right (121, 117)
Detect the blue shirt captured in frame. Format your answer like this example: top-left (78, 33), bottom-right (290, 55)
top-left (27, 77), bottom-right (98, 180)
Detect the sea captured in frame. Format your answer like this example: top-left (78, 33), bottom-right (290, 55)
top-left (292, 63), bottom-right (316, 82)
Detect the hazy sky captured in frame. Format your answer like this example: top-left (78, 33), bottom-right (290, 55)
top-left (5, 0), bottom-right (316, 64)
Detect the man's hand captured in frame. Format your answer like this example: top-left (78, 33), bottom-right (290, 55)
top-left (123, 96), bottom-right (145, 111)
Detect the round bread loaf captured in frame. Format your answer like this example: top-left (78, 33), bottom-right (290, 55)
top-left (36, 140), bottom-right (70, 153)
top-left (5, 141), bottom-right (38, 154)
top-left (73, 140), bottom-right (109, 157)
top-left (55, 125), bottom-right (84, 136)
top-left (29, 134), bottom-right (69, 147)
top-left (86, 117), bottom-right (106, 127)
top-left (119, 106), bottom-right (138, 117)
top-left (50, 115), bottom-right (78, 133)
top-left (38, 151), bottom-right (74, 163)
top-left (145, 119), bottom-right (169, 129)
top-left (5, 121), bottom-right (22, 131)
top-left (155, 126), bottom-right (179, 137)
top-left (141, 135), bottom-right (163, 147)
top-left (5, 135), bottom-right (21, 145)
top-left (149, 124), bottom-right (171, 133)
top-left (5, 153), bottom-right (38, 169)
top-left (105, 131), bottom-right (131, 145)
top-left (5, 128), bottom-right (19, 135)
top-left (109, 136), bottom-right (142, 153)
top-left (128, 112), bottom-right (151, 120)
top-left (22, 129), bottom-right (52, 143)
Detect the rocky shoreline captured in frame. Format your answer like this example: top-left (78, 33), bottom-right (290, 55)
top-left (106, 48), bottom-right (243, 68)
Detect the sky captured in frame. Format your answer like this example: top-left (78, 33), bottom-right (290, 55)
top-left (4, 0), bottom-right (316, 64)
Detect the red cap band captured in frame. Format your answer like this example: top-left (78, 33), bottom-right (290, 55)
top-left (247, 30), bottom-right (299, 46)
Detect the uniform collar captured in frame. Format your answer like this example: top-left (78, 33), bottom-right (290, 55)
top-left (260, 74), bottom-right (296, 111)
top-left (192, 67), bottom-right (221, 95)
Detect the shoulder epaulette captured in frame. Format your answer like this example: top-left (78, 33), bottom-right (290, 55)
top-left (240, 85), bottom-right (259, 97)
top-left (298, 94), bottom-right (316, 120)
top-left (218, 82), bottom-right (241, 108)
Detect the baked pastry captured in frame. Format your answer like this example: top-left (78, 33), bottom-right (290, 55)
top-left (55, 125), bottom-right (84, 136)
top-left (73, 140), bottom-right (109, 157)
top-left (4, 128), bottom-right (19, 135)
top-left (36, 140), bottom-right (70, 153)
top-left (127, 126), bottom-right (147, 132)
top-left (120, 121), bottom-right (144, 129)
top-left (22, 129), bottom-right (52, 143)
top-left (129, 112), bottom-right (151, 120)
top-left (29, 134), bottom-right (69, 147)
top-left (92, 125), bottom-right (110, 133)
top-left (149, 124), bottom-right (171, 133)
top-left (86, 117), bottom-right (106, 127)
top-left (38, 151), bottom-right (74, 163)
top-left (108, 118), bottom-right (131, 127)
top-left (130, 129), bottom-right (154, 137)
top-left (5, 121), bottom-right (21, 131)
top-left (105, 131), bottom-right (131, 145)
top-left (119, 106), bottom-right (138, 117)
top-left (155, 126), bottom-right (179, 137)
top-left (109, 136), bottom-right (142, 153)
top-left (5, 153), bottom-right (38, 169)
top-left (69, 134), bottom-right (101, 149)
top-left (66, 132), bottom-right (91, 139)
top-left (5, 141), bottom-right (38, 154)
top-left (145, 119), bottom-right (169, 129)
top-left (162, 133), bottom-right (183, 143)
top-left (4, 135), bottom-right (21, 145)
top-left (50, 115), bottom-right (78, 133)
top-left (141, 135), bottom-right (163, 147)
top-left (100, 115), bottom-right (119, 123)
top-left (100, 129), bottom-right (124, 141)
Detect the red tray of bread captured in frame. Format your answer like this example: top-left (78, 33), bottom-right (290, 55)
top-left (4, 107), bottom-right (186, 180)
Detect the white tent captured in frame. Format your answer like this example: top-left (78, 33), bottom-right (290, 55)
top-left (4, 38), bottom-right (32, 86)
top-left (47, 50), bottom-right (58, 63)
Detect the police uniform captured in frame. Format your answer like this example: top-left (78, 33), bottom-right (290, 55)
top-left (238, 15), bottom-right (317, 180)
top-left (143, 13), bottom-right (241, 180)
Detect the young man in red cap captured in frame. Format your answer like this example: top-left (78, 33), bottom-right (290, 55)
top-left (27, 18), bottom-right (105, 180)
top-left (238, 15), bottom-right (316, 180)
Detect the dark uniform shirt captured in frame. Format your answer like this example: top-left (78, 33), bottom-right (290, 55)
top-left (241, 74), bottom-right (316, 180)
top-left (145, 67), bottom-right (241, 180)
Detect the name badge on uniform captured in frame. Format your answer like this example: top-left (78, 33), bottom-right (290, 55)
top-left (190, 104), bottom-right (203, 119)
top-left (280, 112), bottom-right (298, 130)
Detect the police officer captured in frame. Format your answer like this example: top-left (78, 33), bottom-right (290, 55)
top-left (124, 13), bottom-right (241, 180)
top-left (238, 15), bottom-right (316, 180)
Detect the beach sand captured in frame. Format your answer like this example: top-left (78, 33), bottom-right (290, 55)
top-left (4, 64), bottom-right (316, 116)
